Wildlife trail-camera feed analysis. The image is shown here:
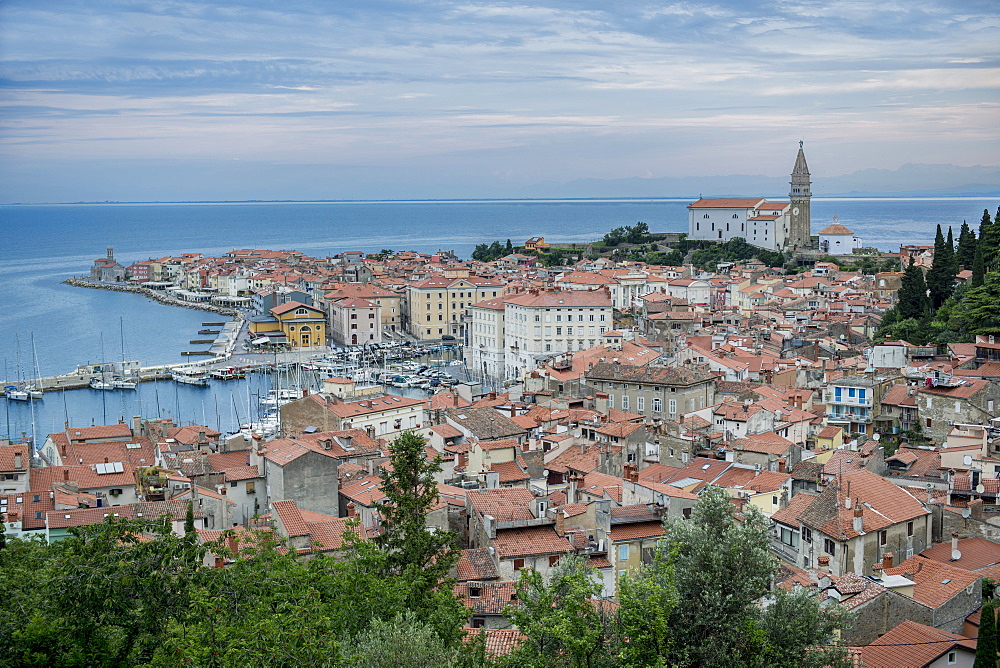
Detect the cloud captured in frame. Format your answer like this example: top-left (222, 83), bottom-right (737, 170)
top-left (0, 0), bottom-right (997, 201)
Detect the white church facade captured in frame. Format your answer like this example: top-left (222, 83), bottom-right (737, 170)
top-left (687, 143), bottom-right (814, 252)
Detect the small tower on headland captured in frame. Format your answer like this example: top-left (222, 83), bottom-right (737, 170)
top-left (788, 141), bottom-right (812, 249)
top-left (107, 246), bottom-right (115, 263)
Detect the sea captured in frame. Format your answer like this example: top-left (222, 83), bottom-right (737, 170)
top-left (1, 197), bottom-right (995, 441)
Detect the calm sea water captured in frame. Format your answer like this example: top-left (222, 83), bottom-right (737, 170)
top-left (0, 197), bottom-right (995, 439)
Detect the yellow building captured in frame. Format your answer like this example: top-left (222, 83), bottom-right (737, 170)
top-left (816, 425), bottom-right (844, 451)
top-left (249, 301), bottom-right (326, 348)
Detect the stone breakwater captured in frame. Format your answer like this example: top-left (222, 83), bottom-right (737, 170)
top-left (63, 277), bottom-right (242, 319)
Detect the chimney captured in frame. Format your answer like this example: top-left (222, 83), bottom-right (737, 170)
top-left (882, 552), bottom-right (894, 570)
top-left (554, 509), bottom-right (565, 536)
top-left (567, 474), bottom-right (580, 504)
top-left (818, 555), bottom-right (830, 570)
top-left (347, 501), bottom-right (356, 518)
top-left (198, 430), bottom-right (207, 444)
top-left (853, 502), bottom-right (864, 534)
top-left (777, 458), bottom-right (786, 473)
top-left (629, 467), bottom-right (639, 484)
top-left (13, 453), bottom-right (22, 470)
top-left (453, 393), bottom-right (459, 407)
top-left (951, 532), bottom-right (959, 558)
top-left (132, 415), bottom-right (142, 434)
top-left (302, 388), bottom-right (309, 398)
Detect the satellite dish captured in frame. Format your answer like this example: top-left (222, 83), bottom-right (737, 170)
top-left (977, 484), bottom-right (986, 494)
top-left (962, 508), bottom-right (972, 519)
top-left (964, 455), bottom-right (973, 466)
top-left (952, 549), bottom-right (963, 561)
top-left (873, 433), bottom-right (880, 441)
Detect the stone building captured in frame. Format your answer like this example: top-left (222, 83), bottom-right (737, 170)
top-left (583, 361), bottom-right (718, 421)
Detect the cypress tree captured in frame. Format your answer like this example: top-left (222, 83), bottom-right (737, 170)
top-left (972, 243), bottom-right (987, 288)
top-left (947, 226), bottom-right (956, 273)
top-left (898, 257), bottom-right (929, 320)
top-left (927, 225), bottom-right (956, 309)
top-left (957, 220), bottom-right (977, 270)
top-left (980, 209), bottom-right (999, 272)
top-left (975, 599), bottom-right (997, 668)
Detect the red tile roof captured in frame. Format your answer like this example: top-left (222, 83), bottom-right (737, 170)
top-left (858, 619), bottom-right (975, 668)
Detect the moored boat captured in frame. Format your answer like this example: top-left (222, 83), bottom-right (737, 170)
top-left (171, 369), bottom-right (209, 386)
top-left (4, 385), bottom-right (29, 401)
top-left (89, 377), bottom-right (115, 390)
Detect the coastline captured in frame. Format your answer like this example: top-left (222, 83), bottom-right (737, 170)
top-left (63, 277), bottom-right (242, 319)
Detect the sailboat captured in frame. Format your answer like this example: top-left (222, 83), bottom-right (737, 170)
top-left (110, 319), bottom-right (137, 390)
top-left (89, 333), bottom-right (116, 391)
top-left (5, 335), bottom-right (30, 400)
top-left (25, 334), bottom-right (44, 399)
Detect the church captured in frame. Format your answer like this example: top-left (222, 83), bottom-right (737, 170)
top-left (687, 143), bottom-right (812, 252)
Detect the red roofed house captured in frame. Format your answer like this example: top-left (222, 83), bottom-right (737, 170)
top-left (769, 469), bottom-right (931, 576)
top-left (858, 620), bottom-right (976, 668)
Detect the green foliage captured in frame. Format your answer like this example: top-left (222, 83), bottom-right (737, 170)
top-left (897, 257), bottom-right (929, 321)
top-left (688, 237), bottom-right (783, 270)
top-left (602, 222), bottom-right (651, 246)
top-left (950, 271), bottom-right (1000, 336)
top-left (975, 599), bottom-right (997, 668)
top-left (539, 249), bottom-right (567, 267)
top-left (759, 588), bottom-right (854, 668)
top-left (340, 612), bottom-right (458, 668)
top-left (926, 224), bottom-right (958, 308)
top-left (372, 431), bottom-right (462, 633)
top-left (472, 241), bottom-right (510, 262)
top-left (503, 554), bottom-right (614, 668)
top-left (615, 544), bottom-right (678, 667)
top-left (663, 486), bottom-right (777, 667)
top-left (957, 221), bottom-right (977, 270)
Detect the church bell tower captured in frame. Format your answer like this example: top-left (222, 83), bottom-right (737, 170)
top-left (788, 141), bottom-right (812, 249)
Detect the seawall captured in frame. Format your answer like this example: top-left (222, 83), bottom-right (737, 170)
top-left (63, 277), bottom-right (242, 318)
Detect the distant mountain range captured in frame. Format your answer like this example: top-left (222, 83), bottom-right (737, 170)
top-left (515, 163), bottom-right (1000, 199)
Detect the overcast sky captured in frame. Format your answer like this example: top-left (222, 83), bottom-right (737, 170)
top-left (1, 0), bottom-right (998, 202)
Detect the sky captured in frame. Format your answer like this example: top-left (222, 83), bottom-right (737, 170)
top-left (1, 0), bottom-right (998, 202)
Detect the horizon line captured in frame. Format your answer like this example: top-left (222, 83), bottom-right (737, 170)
top-left (3, 194), bottom-right (999, 206)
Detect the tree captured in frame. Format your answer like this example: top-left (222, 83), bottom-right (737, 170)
top-left (897, 257), bottom-right (930, 320)
top-left (927, 224), bottom-right (957, 308)
top-left (979, 209), bottom-right (1000, 272)
top-left (953, 272), bottom-right (1000, 336)
top-left (973, 243), bottom-right (987, 287)
top-left (759, 588), bottom-right (853, 668)
top-left (957, 221), bottom-right (978, 270)
top-left (339, 612), bottom-right (458, 668)
top-left (503, 554), bottom-right (614, 668)
top-left (662, 486), bottom-right (777, 666)
top-left (505, 239), bottom-right (514, 254)
top-left (615, 543), bottom-right (679, 666)
top-left (975, 599), bottom-right (997, 668)
top-left (372, 431), bottom-right (461, 620)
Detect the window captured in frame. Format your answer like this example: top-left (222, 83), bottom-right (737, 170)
top-left (947, 651), bottom-right (957, 665)
top-left (471, 617), bottom-right (485, 629)
top-left (608, 394), bottom-right (614, 409)
top-left (637, 397), bottom-right (644, 411)
top-left (548, 555), bottom-right (560, 567)
top-left (879, 530), bottom-right (887, 546)
top-left (907, 521), bottom-right (914, 537)
top-left (230, 481), bottom-right (238, 487)
top-left (621, 396), bottom-right (629, 410)
top-left (32, 494), bottom-right (40, 503)
top-left (824, 538), bottom-right (836, 556)
top-left (802, 527), bottom-right (812, 543)
top-left (668, 399), bottom-right (677, 414)
top-left (513, 558), bottom-right (525, 570)
top-left (246, 481), bottom-right (255, 494)
top-left (779, 527), bottom-right (799, 548)
top-left (652, 398), bottom-right (662, 412)
top-left (468, 585), bottom-right (482, 598)
top-left (618, 544), bottom-right (629, 561)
